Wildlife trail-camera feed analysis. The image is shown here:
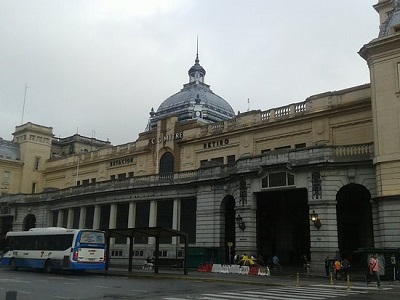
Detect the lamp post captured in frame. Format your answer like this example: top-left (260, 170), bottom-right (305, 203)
top-left (310, 210), bottom-right (321, 230)
top-left (235, 214), bottom-right (246, 231)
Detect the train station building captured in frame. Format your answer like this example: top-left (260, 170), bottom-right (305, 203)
top-left (1, 1), bottom-right (400, 272)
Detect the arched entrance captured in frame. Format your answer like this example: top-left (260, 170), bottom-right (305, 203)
top-left (23, 214), bottom-right (36, 231)
top-left (222, 195), bottom-right (235, 264)
top-left (257, 188), bottom-right (309, 265)
top-left (336, 184), bottom-right (374, 263)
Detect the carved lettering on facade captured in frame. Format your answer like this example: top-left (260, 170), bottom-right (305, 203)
top-left (203, 139), bottom-right (229, 149)
top-left (149, 132), bottom-right (183, 145)
top-left (109, 157), bottom-right (134, 167)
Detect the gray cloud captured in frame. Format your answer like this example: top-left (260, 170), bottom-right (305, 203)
top-left (0, 0), bottom-right (377, 144)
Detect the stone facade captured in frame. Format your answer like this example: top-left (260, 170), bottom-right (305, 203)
top-left (1, 2), bottom-right (400, 272)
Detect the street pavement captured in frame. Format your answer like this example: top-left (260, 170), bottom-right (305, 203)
top-left (94, 264), bottom-right (392, 287)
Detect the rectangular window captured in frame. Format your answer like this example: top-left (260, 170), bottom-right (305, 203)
top-left (275, 145), bottom-right (291, 151)
top-left (200, 159), bottom-right (208, 167)
top-left (31, 182), bottom-right (37, 194)
top-left (118, 173), bottom-right (126, 180)
top-left (91, 178), bottom-right (96, 183)
top-left (269, 172), bottom-right (287, 187)
top-left (210, 157), bottom-right (224, 166)
top-left (128, 172), bottom-right (134, 178)
top-left (2, 171), bottom-right (10, 185)
top-left (227, 155), bottom-right (235, 166)
top-left (261, 149), bottom-right (271, 154)
top-left (110, 175), bottom-right (116, 181)
top-left (82, 179), bottom-right (90, 186)
top-left (111, 250), bottom-right (123, 257)
top-left (295, 143), bottom-right (306, 149)
top-left (34, 157), bottom-right (40, 170)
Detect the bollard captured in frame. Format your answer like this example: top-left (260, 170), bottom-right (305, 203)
top-left (296, 272), bottom-right (300, 287)
top-left (330, 272), bottom-right (334, 285)
top-left (347, 275), bottom-right (351, 290)
top-left (6, 291), bottom-right (17, 300)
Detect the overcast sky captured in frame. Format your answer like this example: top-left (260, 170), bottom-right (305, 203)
top-left (0, 0), bottom-right (378, 145)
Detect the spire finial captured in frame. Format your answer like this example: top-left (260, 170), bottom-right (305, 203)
top-left (195, 36), bottom-right (199, 64)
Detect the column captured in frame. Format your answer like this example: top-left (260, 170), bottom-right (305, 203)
top-left (67, 208), bottom-right (74, 229)
top-left (128, 202), bottom-right (136, 228)
top-left (79, 206), bottom-right (86, 229)
top-left (93, 205), bottom-right (100, 230)
top-left (109, 204), bottom-right (117, 245)
top-left (172, 199), bottom-right (180, 245)
top-left (149, 200), bottom-right (157, 245)
top-left (57, 210), bottom-right (64, 227)
top-left (127, 202), bottom-right (136, 244)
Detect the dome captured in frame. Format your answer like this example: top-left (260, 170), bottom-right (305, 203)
top-left (147, 52), bottom-right (235, 130)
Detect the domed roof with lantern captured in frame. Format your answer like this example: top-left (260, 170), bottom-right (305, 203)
top-left (147, 45), bottom-right (236, 130)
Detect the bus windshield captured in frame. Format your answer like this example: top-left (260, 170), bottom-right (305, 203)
top-left (79, 231), bottom-right (105, 244)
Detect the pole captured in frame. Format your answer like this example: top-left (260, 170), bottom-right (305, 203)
top-left (296, 272), bottom-right (300, 286)
top-left (21, 84), bottom-right (28, 124)
top-left (330, 272), bottom-right (334, 285)
top-left (75, 156), bottom-right (80, 185)
top-left (347, 275), bottom-right (351, 290)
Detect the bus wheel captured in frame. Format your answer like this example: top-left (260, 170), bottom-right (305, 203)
top-left (9, 258), bottom-right (18, 271)
top-left (44, 260), bottom-right (53, 274)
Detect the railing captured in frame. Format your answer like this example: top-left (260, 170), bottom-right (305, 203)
top-left (333, 143), bottom-right (374, 156)
top-left (0, 144), bottom-right (374, 205)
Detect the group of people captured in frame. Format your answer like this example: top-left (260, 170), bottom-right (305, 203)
top-left (232, 253), bottom-right (282, 271)
top-left (324, 256), bottom-right (350, 279)
top-left (324, 253), bottom-right (382, 289)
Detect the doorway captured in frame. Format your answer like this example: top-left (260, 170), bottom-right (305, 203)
top-left (336, 183), bottom-right (374, 266)
top-left (257, 188), bottom-right (309, 265)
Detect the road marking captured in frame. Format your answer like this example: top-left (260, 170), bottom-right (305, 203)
top-left (131, 289), bottom-right (148, 292)
top-left (162, 284), bottom-right (392, 300)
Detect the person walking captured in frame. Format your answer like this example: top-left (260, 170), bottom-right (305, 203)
top-left (324, 256), bottom-right (330, 276)
top-left (334, 258), bottom-right (342, 280)
top-left (272, 255), bottom-right (282, 272)
top-left (366, 253), bottom-right (381, 289)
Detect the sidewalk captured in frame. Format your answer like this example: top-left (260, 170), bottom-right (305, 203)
top-left (91, 264), bottom-right (370, 287)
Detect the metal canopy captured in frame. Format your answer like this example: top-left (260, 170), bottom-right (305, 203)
top-left (104, 227), bottom-right (189, 275)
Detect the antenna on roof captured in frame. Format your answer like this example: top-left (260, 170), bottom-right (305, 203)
top-left (21, 83), bottom-right (29, 124)
top-left (247, 98), bottom-right (250, 112)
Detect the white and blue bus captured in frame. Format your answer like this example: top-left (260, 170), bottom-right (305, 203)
top-left (1, 227), bottom-right (106, 273)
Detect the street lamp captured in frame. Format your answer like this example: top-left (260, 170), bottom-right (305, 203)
top-left (310, 210), bottom-right (321, 230)
top-left (235, 214), bottom-right (246, 231)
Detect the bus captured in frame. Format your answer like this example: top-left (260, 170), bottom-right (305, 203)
top-left (1, 227), bottom-right (106, 273)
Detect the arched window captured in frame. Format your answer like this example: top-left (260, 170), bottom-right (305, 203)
top-left (159, 152), bottom-right (174, 175)
top-left (23, 214), bottom-right (36, 231)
